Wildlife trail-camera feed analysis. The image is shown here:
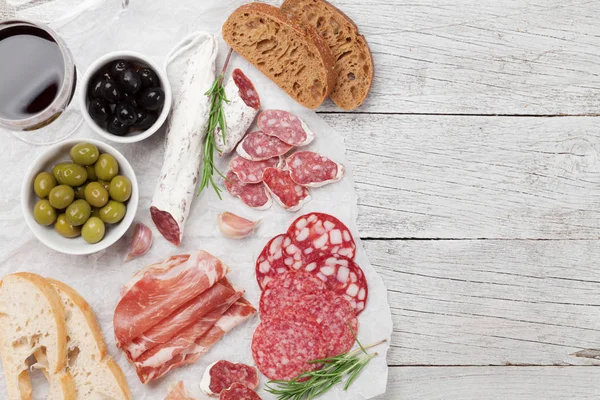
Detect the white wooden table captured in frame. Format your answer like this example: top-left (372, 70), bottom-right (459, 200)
top-left (3, 1), bottom-right (600, 398)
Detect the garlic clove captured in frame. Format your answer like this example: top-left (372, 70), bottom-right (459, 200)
top-left (125, 222), bottom-right (153, 261)
top-left (218, 212), bottom-right (259, 239)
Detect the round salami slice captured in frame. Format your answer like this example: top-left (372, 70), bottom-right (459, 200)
top-left (257, 110), bottom-right (315, 146)
top-left (220, 383), bottom-right (262, 400)
top-left (304, 255), bottom-right (369, 315)
top-left (286, 151), bottom-right (345, 188)
top-left (255, 234), bottom-right (290, 290)
top-left (259, 270), bottom-right (326, 315)
top-left (233, 68), bottom-right (260, 110)
top-left (230, 155), bottom-right (283, 184)
top-left (252, 311), bottom-right (327, 381)
top-left (200, 360), bottom-right (259, 396)
top-left (286, 213), bottom-right (356, 261)
top-left (237, 131), bottom-right (293, 161)
top-left (262, 168), bottom-right (311, 212)
top-left (296, 291), bottom-right (358, 357)
top-left (225, 170), bottom-right (272, 210)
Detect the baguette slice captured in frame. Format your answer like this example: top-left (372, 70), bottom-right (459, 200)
top-left (223, 2), bottom-right (336, 109)
top-left (282, 0), bottom-right (374, 110)
top-left (47, 279), bottom-right (132, 400)
top-left (0, 272), bottom-right (75, 400)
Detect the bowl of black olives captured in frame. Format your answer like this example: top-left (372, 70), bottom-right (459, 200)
top-left (80, 51), bottom-right (172, 143)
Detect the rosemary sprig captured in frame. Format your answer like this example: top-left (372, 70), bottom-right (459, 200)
top-left (198, 48), bottom-right (234, 198)
top-left (265, 338), bottom-right (386, 400)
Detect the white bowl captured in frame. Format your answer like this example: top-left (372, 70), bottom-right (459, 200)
top-left (79, 51), bottom-right (172, 144)
top-left (22, 138), bottom-right (139, 255)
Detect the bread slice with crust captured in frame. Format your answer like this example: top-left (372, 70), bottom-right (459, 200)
top-left (0, 272), bottom-right (75, 400)
top-left (47, 279), bottom-right (132, 400)
top-left (223, 2), bottom-right (336, 109)
top-left (282, 0), bottom-right (374, 110)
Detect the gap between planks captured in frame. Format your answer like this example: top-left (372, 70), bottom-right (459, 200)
top-left (317, 112), bottom-right (600, 117)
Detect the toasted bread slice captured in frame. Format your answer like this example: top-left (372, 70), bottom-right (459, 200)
top-left (282, 0), bottom-right (374, 110)
top-left (0, 272), bottom-right (75, 400)
top-left (46, 279), bottom-right (132, 400)
top-left (223, 2), bottom-right (336, 109)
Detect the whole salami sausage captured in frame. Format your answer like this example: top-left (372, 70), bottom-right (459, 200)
top-left (225, 170), bottom-right (272, 210)
top-left (286, 151), bottom-right (345, 187)
top-left (214, 69), bottom-right (261, 154)
top-left (150, 33), bottom-right (217, 246)
top-left (237, 131), bottom-right (293, 161)
top-left (219, 383), bottom-right (262, 400)
top-left (230, 155), bottom-right (283, 184)
top-left (257, 109), bottom-right (315, 146)
top-left (262, 168), bottom-right (311, 211)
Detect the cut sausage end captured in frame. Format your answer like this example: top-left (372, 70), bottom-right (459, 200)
top-left (150, 206), bottom-right (181, 246)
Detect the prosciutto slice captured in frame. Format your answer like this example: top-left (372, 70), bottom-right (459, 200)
top-left (114, 250), bottom-right (229, 347)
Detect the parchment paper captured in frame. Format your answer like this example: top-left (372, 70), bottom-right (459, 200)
top-left (0, 0), bottom-right (393, 398)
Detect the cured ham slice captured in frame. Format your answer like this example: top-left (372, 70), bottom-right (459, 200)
top-left (114, 250), bottom-right (229, 347)
top-left (123, 280), bottom-right (237, 361)
top-left (165, 381), bottom-right (195, 400)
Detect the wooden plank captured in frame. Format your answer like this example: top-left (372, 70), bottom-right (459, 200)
top-left (363, 239), bottom-right (600, 366)
top-left (323, 113), bottom-right (600, 239)
top-left (318, 0), bottom-right (600, 114)
top-left (380, 366), bottom-right (599, 399)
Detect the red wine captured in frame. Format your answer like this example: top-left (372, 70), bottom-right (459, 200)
top-left (0, 25), bottom-right (65, 121)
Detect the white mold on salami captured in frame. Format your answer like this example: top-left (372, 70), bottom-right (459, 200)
top-left (262, 168), bottom-right (311, 212)
top-left (237, 131), bottom-right (293, 161)
top-left (257, 109), bottom-right (315, 147)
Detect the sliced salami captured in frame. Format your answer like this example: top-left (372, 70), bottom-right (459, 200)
top-left (233, 69), bottom-right (260, 109)
top-left (259, 270), bottom-right (326, 315)
top-left (252, 311), bottom-right (327, 381)
top-left (295, 291), bottom-right (358, 357)
top-left (237, 131), bottom-right (293, 161)
top-left (304, 255), bottom-right (369, 314)
top-left (262, 168), bottom-right (311, 212)
top-left (257, 109), bottom-right (315, 146)
top-left (200, 360), bottom-right (259, 396)
top-left (286, 212), bottom-right (356, 261)
top-left (225, 170), bottom-right (272, 210)
top-left (220, 383), bottom-right (262, 400)
top-left (230, 155), bottom-right (282, 184)
top-left (255, 234), bottom-right (289, 290)
top-left (286, 151), bottom-right (345, 187)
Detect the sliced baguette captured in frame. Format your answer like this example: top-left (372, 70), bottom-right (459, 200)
top-left (282, 0), bottom-right (374, 110)
top-left (223, 2), bottom-right (336, 109)
top-left (0, 272), bottom-right (75, 400)
top-left (46, 279), bottom-right (132, 400)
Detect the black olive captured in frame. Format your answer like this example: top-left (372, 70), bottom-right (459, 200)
top-left (100, 80), bottom-right (122, 103)
top-left (120, 69), bottom-right (142, 94)
top-left (132, 110), bottom-right (157, 130)
top-left (107, 115), bottom-right (129, 136)
top-left (88, 76), bottom-right (104, 99)
top-left (138, 87), bottom-right (165, 111)
top-left (88, 99), bottom-right (110, 124)
top-left (122, 91), bottom-right (138, 107)
top-left (110, 59), bottom-right (131, 79)
top-left (138, 68), bottom-right (159, 89)
top-left (115, 103), bottom-right (138, 126)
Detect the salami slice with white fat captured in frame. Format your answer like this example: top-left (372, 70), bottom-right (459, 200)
top-left (255, 234), bottom-right (290, 290)
top-left (304, 255), bottom-right (369, 314)
top-left (286, 151), bottom-right (345, 187)
top-left (252, 311), bottom-right (327, 381)
top-left (230, 155), bottom-right (282, 184)
top-left (219, 383), bottom-right (262, 400)
top-left (150, 33), bottom-right (217, 246)
top-left (257, 109), bottom-right (315, 146)
top-left (259, 270), bottom-right (326, 315)
top-left (262, 168), bottom-right (311, 211)
top-left (214, 69), bottom-right (260, 154)
top-left (225, 170), bottom-right (272, 210)
top-left (286, 212), bottom-right (356, 261)
top-left (237, 131), bottom-right (293, 161)
top-left (200, 360), bottom-right (259, 396)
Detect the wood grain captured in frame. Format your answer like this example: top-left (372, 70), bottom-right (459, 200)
top-left (324, 113), bottom-right (600, 239)
top-left (380, 366), bottom-right (599, 399)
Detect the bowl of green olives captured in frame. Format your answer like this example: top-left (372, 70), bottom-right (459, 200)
top-left (79, 51), bottom-right (172, 144)
top-left (22, 139), bottom-right (139, 255)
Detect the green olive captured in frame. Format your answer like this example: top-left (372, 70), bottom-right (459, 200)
top-left (54, 214), bottom-right (81, 238)
top-left (33, 199), bottom-right (57, 226)
top-left (48, 185), bottom-right (75, 210)
top-left (59, 163), bottom-right (87, 187)
top-left (52, 163), bottom-right (69, 182)
top-left (99, 200), bottom-right (126, 224)
top-left (33, 172), bottom-right (57, 198)
top-left (65, 199), bottom-right (91, 226)
top-left (90, 207), bottom-right (101, 218)
top-left (82, 217), bottom-right (105, 244)
top-left (98, 180), bottom-right (111, 192)
top-left (84, 182), bottom-right (109, 208)
top-left (74, 185), bottom-right (86, 200)
top-left (85, 165), bottom-right (97, 181)
top-left (95, 153), bottom-right (119, 181)
top-left (69, 142), bottom-right (99, 166)
top-left (109, 175), bottom-right (132, 202)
